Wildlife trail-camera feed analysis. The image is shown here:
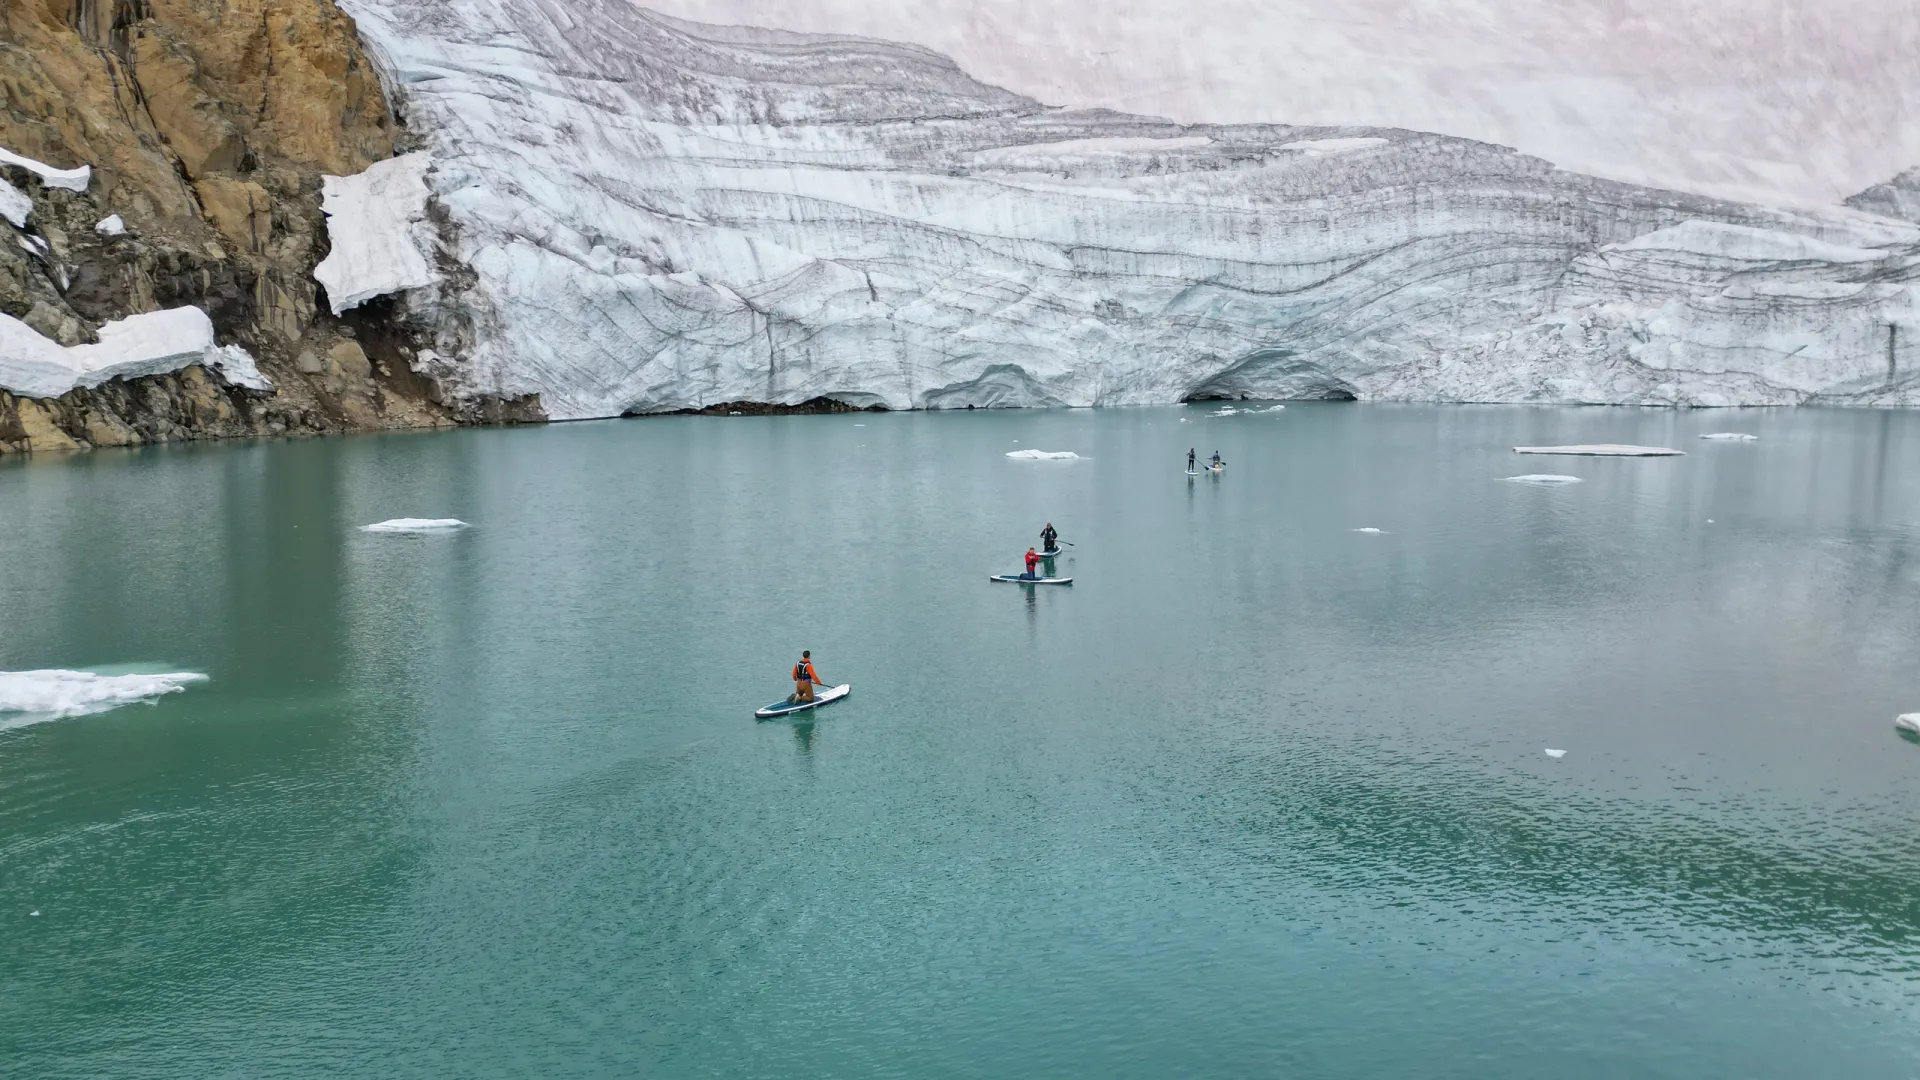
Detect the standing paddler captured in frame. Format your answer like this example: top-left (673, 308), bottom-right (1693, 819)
top-left (1040, 522), bottom-right (1059, 555)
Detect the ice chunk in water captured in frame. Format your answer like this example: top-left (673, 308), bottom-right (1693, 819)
top-left (1513, 444), bottom-right (1684, 456)
top-left (1698, 432), bottom-right (1757, 441)
top-left (1351, 527), bottom-right (1386, 534)
top-left (1005, 449), bottom-right (1079, 460)
top-left (0, 669), bottom-right (208, 728)
top-left (1504, 474), bottom-right (1584, 485)
top-left (362, 518), bottom-right (470, 532)
top-left (1544, 748), bottom-right (1567, 759)
top-left (1895, 714), bottom-right (1920, 736)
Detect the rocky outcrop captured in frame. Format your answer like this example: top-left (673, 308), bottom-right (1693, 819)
top-left (0, 0), bottom-right (468, 453)
top-left (334, 0), bottom-right (1920, 416)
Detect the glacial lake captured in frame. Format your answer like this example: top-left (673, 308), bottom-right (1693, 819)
top-left (5, 404), bottom-right (1920, 1078)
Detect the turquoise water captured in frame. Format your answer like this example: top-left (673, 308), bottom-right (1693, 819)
top-left (5, 405), bottom-right (1920, 1077)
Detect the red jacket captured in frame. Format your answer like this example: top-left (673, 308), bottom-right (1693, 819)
top-left (1025, 549), bottom-right (1040, 571)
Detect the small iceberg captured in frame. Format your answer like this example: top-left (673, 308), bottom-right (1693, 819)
top-left (1504, 474), bottom-right (1584, 486)
top-left (1260, 404), bottom-right (1287, 413)
top-left (1544, 748), bottom-right (1567, 759)
top-left (1351, 527), bottom-right (1386, 534)
top-left (1895, 714), bottom-right (1920, 736)
top-left (1699, 432), bottom-right (1757, 441)
top-left (0, 669), bottom-right (208, 728)
top-left (1513, 444), bottom-right (1684, 456)
top-left (362, 518), bottom-right (469, 533)
top-left (1210, 406), bottom-right (1239, 416)
top-left (1005, 450), bottom-right (1079, 460)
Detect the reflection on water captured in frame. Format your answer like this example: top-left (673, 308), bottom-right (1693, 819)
top-left (4, 405), bottom-right (1920, 1078)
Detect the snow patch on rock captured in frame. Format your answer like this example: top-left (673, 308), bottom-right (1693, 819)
top-left (0, 146), bottom-right (89, 192)
top-left (94, 214), bottom-right (125, 236)
top-left (0, 307), bottom-right (270, 399)
top-left (0, 178), bottom-right (31, 228)
top-left (313, 151), bottom-right (437, 315)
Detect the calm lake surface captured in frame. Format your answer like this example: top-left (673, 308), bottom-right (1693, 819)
top-left (5, 404), bottom-right (1920, 1078)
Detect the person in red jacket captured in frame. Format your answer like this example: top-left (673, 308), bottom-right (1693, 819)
top-left (791, 650), bottom-right (823, 703)
top-left (1022, 547), bottom-right (1041, 580)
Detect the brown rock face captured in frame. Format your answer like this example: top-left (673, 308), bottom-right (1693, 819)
top-left (0, 0), bottom-right (529, 453)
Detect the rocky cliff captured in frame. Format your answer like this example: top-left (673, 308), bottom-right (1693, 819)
top-left (0, 0), bottom-right (463, 453)
top-left (333, 0), bottom-right (1920, 416)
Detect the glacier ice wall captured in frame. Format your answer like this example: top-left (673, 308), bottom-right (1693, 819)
top-left (337, 0), bottom-right (1920, 417)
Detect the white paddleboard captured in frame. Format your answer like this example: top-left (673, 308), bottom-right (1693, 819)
top-left (754, 682), bottom-right (851, 719)
top-left (990, 574), bottom-right (1073, 585)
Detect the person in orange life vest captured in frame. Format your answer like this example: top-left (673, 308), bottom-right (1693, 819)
top-left (791, 650), bottom-right (824, 703)
top-left (1023, 547), bottom-right (1041, 580)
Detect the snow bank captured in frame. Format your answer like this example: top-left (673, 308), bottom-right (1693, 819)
top-left (1005, 449), bottom-right (1080, 460)
top-left (1513, 445), bottom-right (1684, 456)
top-left (1504, 474), bottom-right (1584, 485)
top-left (1699, 432), bottom-right (1758, 441)
top-left (95, 214), bottom-right (125, 236)
top-left (362, 518), bottom-right (469, 532)
top-left (0, 307), bottom-right (269, 399)
top-left (313, 152), bottom-right (437, 315)
top-left (0, 669), bottom-right (207, 730)
top-left (0, 178), bottom-right (30, 228)
top-left (0, 146), bottom-right (89, 192)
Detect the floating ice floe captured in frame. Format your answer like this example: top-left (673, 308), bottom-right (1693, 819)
top-left (313, 152), bottom-right (438, 315)
top-left (0, 178), bottom-right (30, 228)
top-left (1895, 714), bottom-right (1920, 736)
top-left (0, 146), bottom-right (90, 192)
top-left (0, 306), bottom-right (269, 398)
top-left (1504, 474), bottom-right (1584, 485)
top-left (1698, 432), bottom-right (1757, 441)
top-left (1352, 527), bottom-right (1386, 534)
top-left (1513, 444), bottom-right (1684, 456)
top-left (1260, 404), bottom-right (1287, 412)
top-left (362, 518), bottom-right (470, 533)
top-left (95, 214), bottom-right (125, 236)
top-left (1005, 449), bottom-right (1079, 460)
top-left (0, 669), bottom-right (208, 729)
top-left (1544, 748), bottom-right (1567, 759)
top-left (1210, 406), bottom-right (1239, 416)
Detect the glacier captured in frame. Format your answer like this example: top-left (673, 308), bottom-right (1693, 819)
top-left (333, 0), bottom-right (1920, 418)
